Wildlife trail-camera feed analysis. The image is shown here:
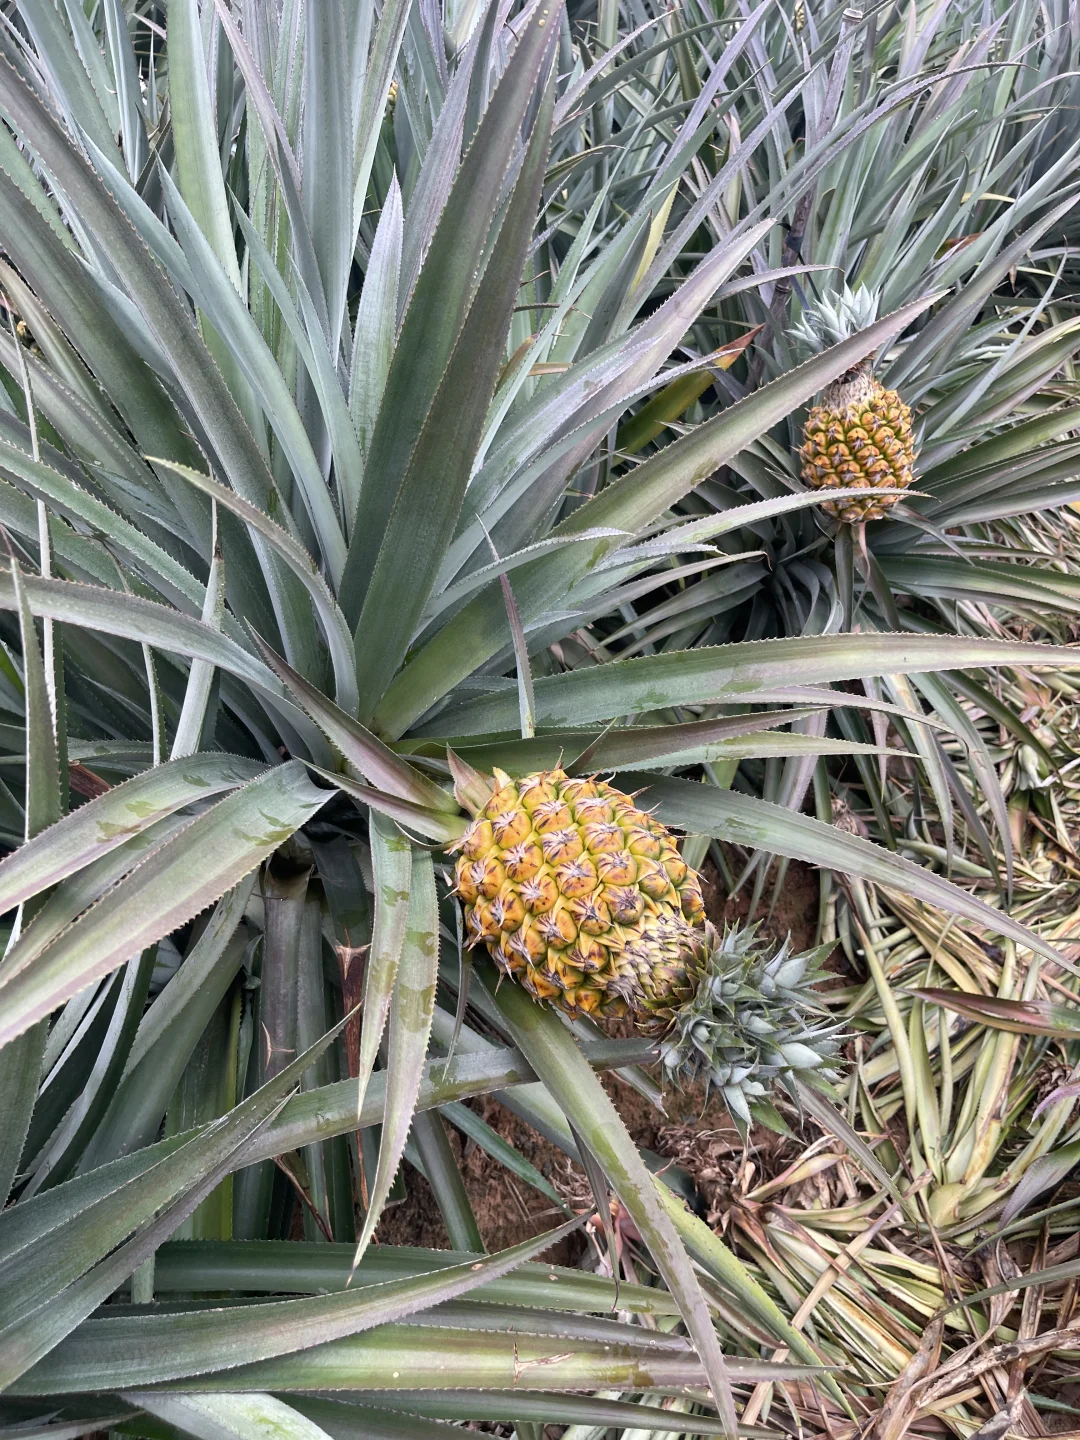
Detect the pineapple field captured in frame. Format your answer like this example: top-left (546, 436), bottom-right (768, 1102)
top-left (3, 0), bottom-right (1080, 1434)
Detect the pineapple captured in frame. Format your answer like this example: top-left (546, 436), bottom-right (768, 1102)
top-left (452, 767), bottom-right (705, 1018)
top-left (453, 767), bottom-right (838, 1132)
top-left (792, 285), bottom-right (916, 523)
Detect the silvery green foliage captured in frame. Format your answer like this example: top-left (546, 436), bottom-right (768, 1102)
top-left (659, 925), bottom-right (842, 1134)
top-left (789, 285), bottom-right (881, 354)
top-left (0, 0), bottom-right (1076, 1420)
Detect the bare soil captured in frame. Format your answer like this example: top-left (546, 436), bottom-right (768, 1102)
top-left (377, 856), bottom-right (823, 1254)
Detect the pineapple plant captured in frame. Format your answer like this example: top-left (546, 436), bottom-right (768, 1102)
top-left (793, 286), bottom-right (917, 523)
top-left (0, 0), bottom-right (1076, 1430)
top-left (616, 0), bottom-right (1080, 959)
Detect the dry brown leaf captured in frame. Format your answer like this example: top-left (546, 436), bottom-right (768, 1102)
top-left (873, 1316), bottom-right (944, 1440)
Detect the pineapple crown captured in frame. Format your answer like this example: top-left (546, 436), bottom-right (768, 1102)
top-left (657, 923), bottom-right (843, 1136)
top-left (789, 283), bottom-right (880, 356)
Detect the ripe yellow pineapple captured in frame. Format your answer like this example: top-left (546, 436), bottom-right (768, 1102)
top-left (451, 767), bottom-right (704, 1019)
top-left (793, 286), bottom-right (916, 523)
top-left (452, 766), bottom-right (840, 1130)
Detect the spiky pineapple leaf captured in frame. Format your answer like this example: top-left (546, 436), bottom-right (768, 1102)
top-left (317, 770), bottom-right (466, 845)
top-left (0, 763), bottom-right (330, 1049)
top-left (351, 814), bottom-right (411, 1138)
top-left (0, 557), bottom-right (61, 1204)
top-left (477, 957), bottom-right (738, 1436)
top-left (167, 0), bottom-right (241, 290)
top-left (0, 1021), bottom-right (350, 1389)
top-left (16, 0), bottom-right (118, 159)
top-left (79, 880), bottom-right (256, 1170)
top-left (909, 989), bottom-right (1080, 1038)
top-left (323, 1392), bottom-right (743, 1434)
top-left (14, 1219), bottom-right (583, 1390)
top-left (127, 1393), bottom-right (334, 1440)
top-left (0, 438), bottom-right (210, 616)
top-left (152, 462), bottom-right (358, 715)
top-left (375, 293), bottom-right (943, 737)
top-left (349, 176), bottom-right (402, 471)
top-left (149, 1239), bottom-right (674, 1314)
top-left (253, 637), bottom-right (454, 812)
top-left (10, 1326), bottom-right (814, 1398)
top-left (0, 53), bottom-right (322, 665)
top-left (350, 12), bottom-right (559, 714)
top-left (342, 0), bottom-right (559, 632)
top-left (625, 775), bottom-right (1070, 968)
top-left (0, 752), bottom-right (265, 916)
top-left (408, 1110), bottom-right (485, 1253)
top-left (415, 633), bottom-right (1080, 736)
top-left (303, 0), bottom-right (353, 350)
top-left (294, 1391), bottom-right (734, 1436)
top-left (352, 850), bottom-right (440, 1267)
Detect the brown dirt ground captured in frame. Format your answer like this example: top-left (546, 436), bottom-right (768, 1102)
top-left (376, 856), bottom-right (822, 1255)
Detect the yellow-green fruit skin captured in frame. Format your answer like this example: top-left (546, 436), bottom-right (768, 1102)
top-left (799, 367), bottom-right (915, 523)
top-left (452, 768), bottom-right (705, 1020)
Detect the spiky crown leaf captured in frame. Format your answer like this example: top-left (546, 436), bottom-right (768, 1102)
top-left (789, 283), bottom-right (881, 355)
top-left (656, 923), bottom-right (843, 1135)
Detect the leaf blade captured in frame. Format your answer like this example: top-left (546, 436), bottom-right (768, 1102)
top-left (0, 763), bottom-right (330, 1049)
top-left (341, 0), bottom-right (559, 632)
top-left (414, 633), bottom-right (1080, 738)
top-left (478, 958), bottom-right (738, 1436)
top-left (0, 753), bottom-right (264, 915)
top-left (628, 776), bottom-right (1070, 968)
top-left (352, 850), bottom-right (440, 1267)
top-left (375, 294), bottom-right (944, 737)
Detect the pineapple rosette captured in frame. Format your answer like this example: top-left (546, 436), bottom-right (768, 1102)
top-left (451, 767), bottom-right (840, 1130)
